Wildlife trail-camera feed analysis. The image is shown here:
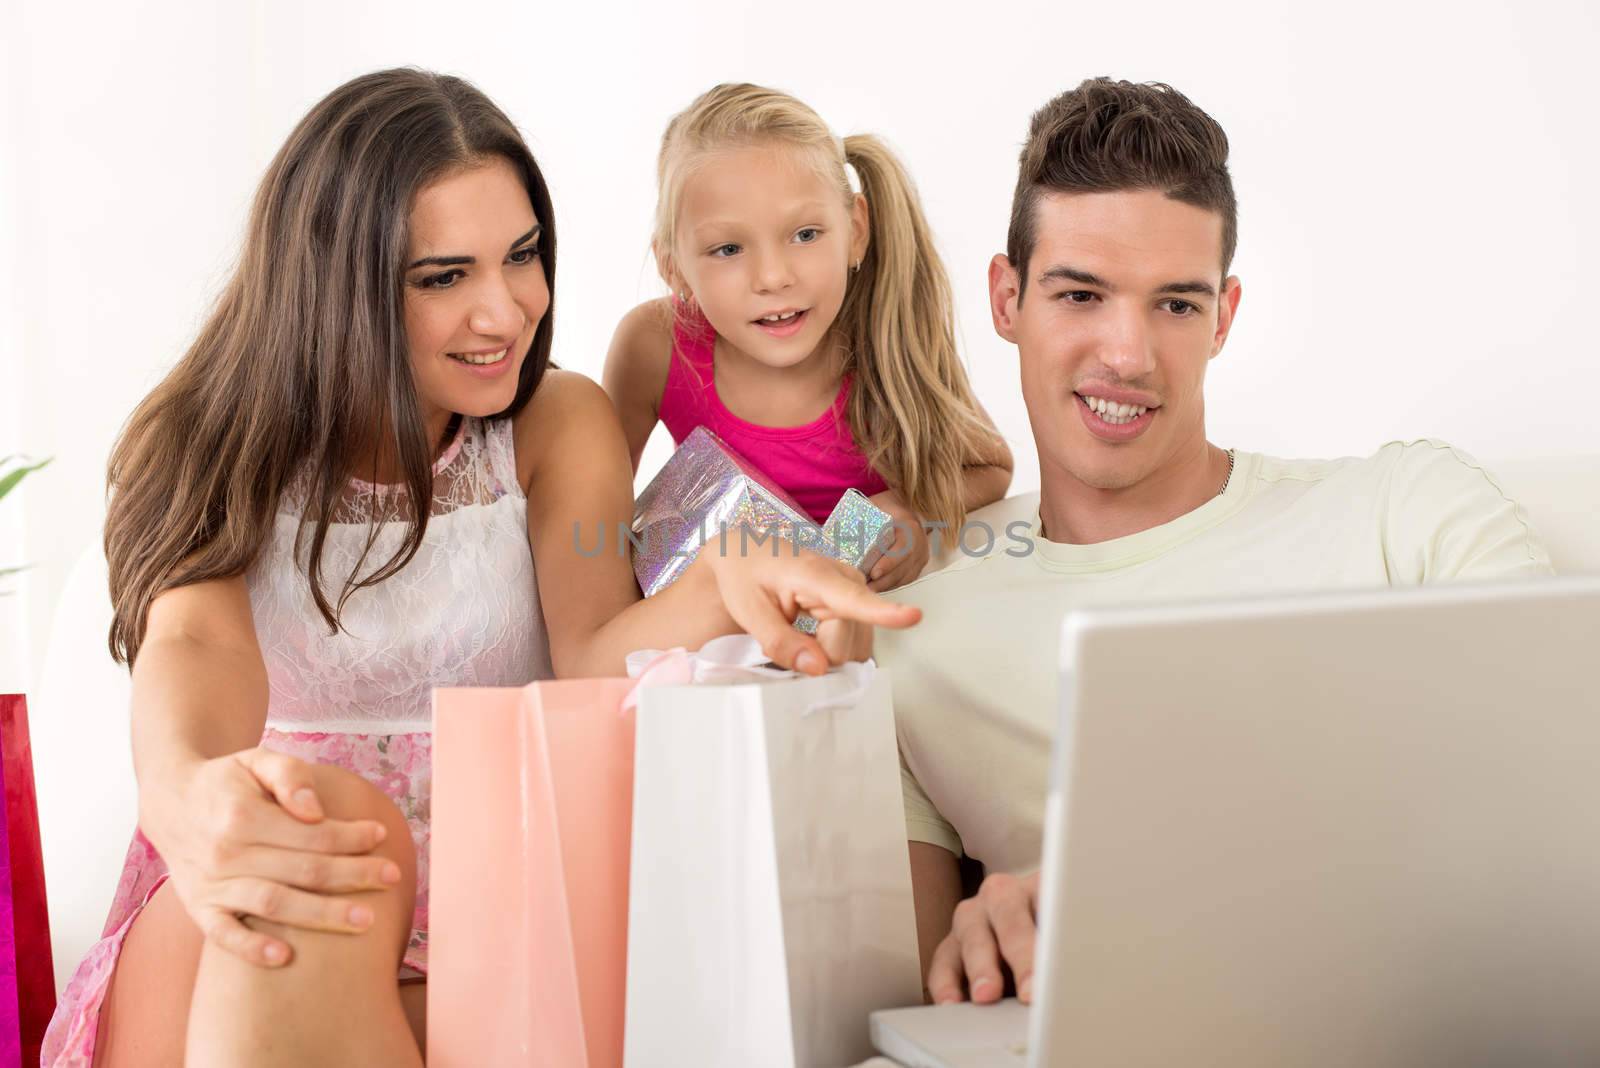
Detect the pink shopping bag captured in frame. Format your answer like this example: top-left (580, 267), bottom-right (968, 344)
top-left (428, 679), bottom-right (637, 1068)
top-left (2, 694), bottom-right (56, 1068)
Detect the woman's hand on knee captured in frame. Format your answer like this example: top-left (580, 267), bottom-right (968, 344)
top-left (141, 747), bottom-right (400, 968)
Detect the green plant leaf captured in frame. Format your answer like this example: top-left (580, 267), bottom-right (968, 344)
top-left (2, 458), bottom-right (51, 586)
top-left (0, 564), bottom-right (28, 594)
top-left (0, 456), bottom-right (52, 504)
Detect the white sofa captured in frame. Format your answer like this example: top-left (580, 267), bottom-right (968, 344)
top-left (30, 455), bottom-right (1600, 992)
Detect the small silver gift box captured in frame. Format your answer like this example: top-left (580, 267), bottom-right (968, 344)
top-left (631, 427), bottom-right (895, 630)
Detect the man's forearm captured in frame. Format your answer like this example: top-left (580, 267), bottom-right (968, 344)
top-left (908, 840), bottom-right (964, 989)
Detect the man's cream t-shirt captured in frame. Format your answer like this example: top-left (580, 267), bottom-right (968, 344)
top-left (876, 440), bottom-right (1554, 876)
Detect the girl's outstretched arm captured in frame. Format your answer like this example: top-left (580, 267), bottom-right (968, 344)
top-left (600, 298), bottom-right (674, 473)
top-left (520, 370), bottom-right (918, 679)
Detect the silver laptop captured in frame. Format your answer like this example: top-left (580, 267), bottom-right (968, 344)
top-left (873, 576), bottom-right (1600, 1067)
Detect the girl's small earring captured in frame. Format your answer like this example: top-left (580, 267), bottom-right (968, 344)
top-left (850, 261), bottom-right (861, 275)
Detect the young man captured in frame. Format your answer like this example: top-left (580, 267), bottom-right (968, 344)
top-left (875, 77), bottom-right (1552, 1007)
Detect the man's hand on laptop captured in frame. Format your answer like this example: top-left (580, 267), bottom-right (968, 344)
top-left (926, 870), bottom-right (1041, 1005)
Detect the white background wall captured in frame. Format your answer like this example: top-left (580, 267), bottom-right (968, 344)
top-left (3, 0), bottom-right (1599, 692)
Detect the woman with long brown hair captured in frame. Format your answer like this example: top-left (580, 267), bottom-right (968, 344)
top-left (42, 68), bottom-right (915, 1066)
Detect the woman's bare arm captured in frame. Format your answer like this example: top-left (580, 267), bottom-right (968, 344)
top-left (132, 576), bottom-right (271, 789)
top-left (131, 575), bottom-right (394, 965)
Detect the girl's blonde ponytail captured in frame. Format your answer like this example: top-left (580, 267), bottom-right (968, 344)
top-left (837, 134), bottom-right (996, 532)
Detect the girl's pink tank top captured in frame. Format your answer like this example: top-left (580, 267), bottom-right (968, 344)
top-left (656, 303), bottom-right (889, 524)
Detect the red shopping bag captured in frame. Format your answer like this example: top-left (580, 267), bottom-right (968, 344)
top-left (1, 693), bottom-right (56, 1067)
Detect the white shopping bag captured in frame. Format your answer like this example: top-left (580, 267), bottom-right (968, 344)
top-left (623, 638), bottom-right (922, 1067)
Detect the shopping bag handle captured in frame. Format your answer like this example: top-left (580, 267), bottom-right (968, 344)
top-left (623, 634), bottom-right (875, 715)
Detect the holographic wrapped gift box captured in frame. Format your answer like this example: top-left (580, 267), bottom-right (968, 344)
top-left (631, 427), bottom-right (895, 630)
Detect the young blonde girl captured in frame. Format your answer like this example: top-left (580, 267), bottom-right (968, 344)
top-left (604, 83), bottom-right (1012, 590)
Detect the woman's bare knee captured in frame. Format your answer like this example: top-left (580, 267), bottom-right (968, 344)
top-left (307, 764), bottom-right (414, 874)
top-left (307, 764), bottom-right (416, 926)
top-left (248, 764), bottom-right (416, 957)
top-left (184, 766), bottom-right (423, 1065)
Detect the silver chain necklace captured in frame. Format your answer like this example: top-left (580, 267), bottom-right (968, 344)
top-left (1219, 448), bottom-right (1236, 496)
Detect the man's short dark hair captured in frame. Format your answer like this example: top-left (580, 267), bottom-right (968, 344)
top-left (1007, 78), bottom-right (1237, 301)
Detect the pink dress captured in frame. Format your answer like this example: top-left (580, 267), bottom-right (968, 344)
top-left (42, 416), bottom-right (553, 1066)
top-left (658, 303), bottom-right (889, 524)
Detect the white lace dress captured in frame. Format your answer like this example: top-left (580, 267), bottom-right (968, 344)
top-left (43, 416), bottom-right (552, 1066)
